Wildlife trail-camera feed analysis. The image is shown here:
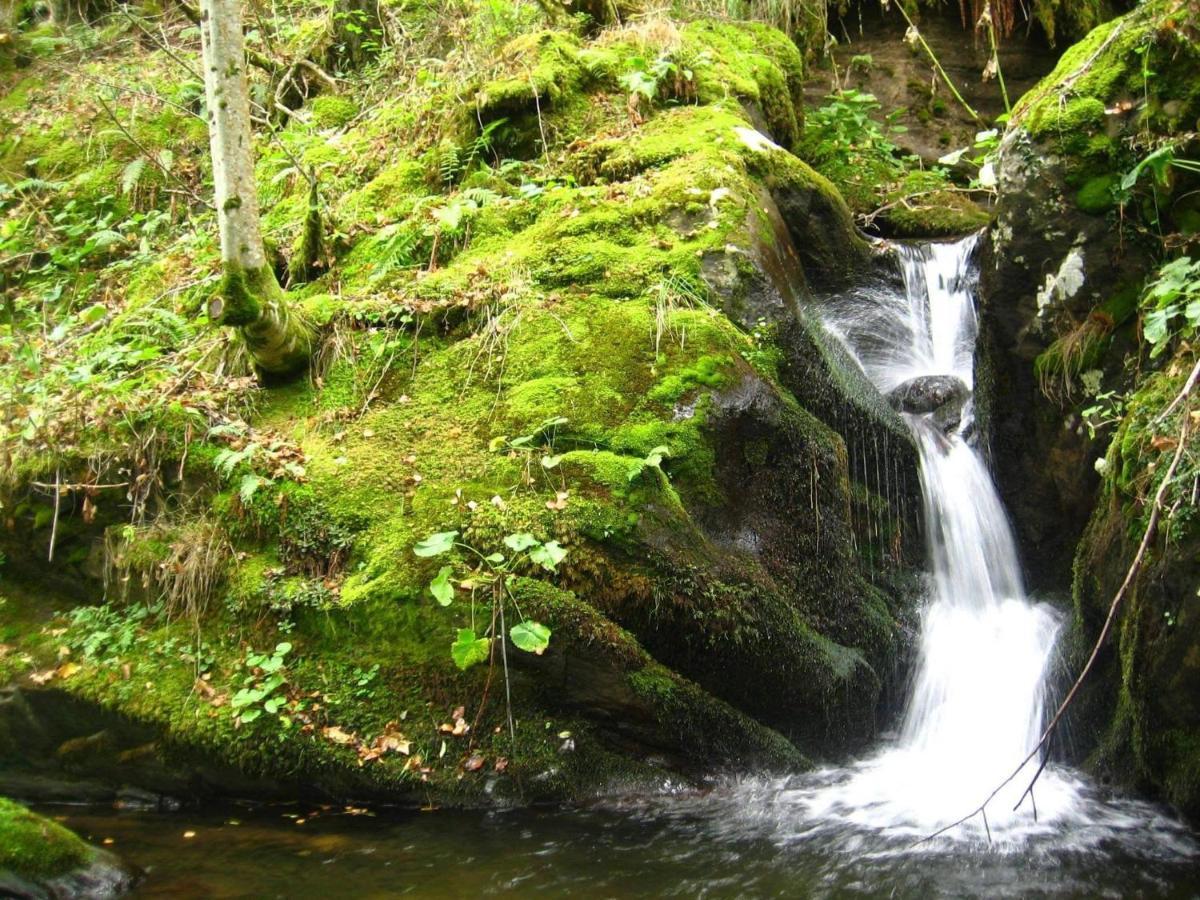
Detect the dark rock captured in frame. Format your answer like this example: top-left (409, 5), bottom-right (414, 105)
top-left (887, 374), bottom-right (970, 416)
top-left (0, 850), bottom-right (138, 900)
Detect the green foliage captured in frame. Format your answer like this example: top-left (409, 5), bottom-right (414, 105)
top-left (800, 89), bottom-right (916, 214)
top-left (1140, 257), bottom-right (1200, 357)
top-left (412, 528), bottom-right (561, 670)
top-left (230, 642), bottom-right (293, 725)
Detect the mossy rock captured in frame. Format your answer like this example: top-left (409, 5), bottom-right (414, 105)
top-left (310, 94), bottom-right (360, 129)
top-left (0, 9), bottom-right (923, 806)
top-left (0, 797), bottom-right (133, 897)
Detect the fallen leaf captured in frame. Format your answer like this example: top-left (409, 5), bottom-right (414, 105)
top-left (463, 754), bottom-right (485, 772)
top-left (56, 661), bottom-right (81, 680)
top-left (323, 726), bottom-right (357, 745)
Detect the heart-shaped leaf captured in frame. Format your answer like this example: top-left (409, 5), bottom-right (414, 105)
top-left (509, 620), bottom-right (551, 655)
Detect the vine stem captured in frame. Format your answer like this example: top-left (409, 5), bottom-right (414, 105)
top-left (981, 3), bottom-right (1011, 116)
top-left (912, 358), bottom-right (1196, 847)
top-left (892, 2), bottom-right (982, 124)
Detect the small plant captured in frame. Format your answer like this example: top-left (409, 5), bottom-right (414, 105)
top-left (1140, 256), bottom-right (1200, 357)
top-left (626, 445), bottom-right (670, 483)
top-left (1082, 390), bottom-right (1127, 440)
top-left (489, 416), bottom-right (569, 486)
top-left (414, 529), bottom-right (560, 671)
top-left (231, 642), bottom-right (293, 725)
top-left (618, 52), bottom-right (697, 123)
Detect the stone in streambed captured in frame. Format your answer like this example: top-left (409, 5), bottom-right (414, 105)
top-left (887, 375), bottom-right (969, 432)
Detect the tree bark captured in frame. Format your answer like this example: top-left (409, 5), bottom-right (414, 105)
top-left (199, 0), bottom-right (313, 375)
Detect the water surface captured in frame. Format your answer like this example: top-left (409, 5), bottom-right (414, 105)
top-left (49, 784), bottom-right (1199, 899)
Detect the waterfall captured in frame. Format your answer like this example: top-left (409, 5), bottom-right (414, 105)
top-left (806, 235), bottom-right (1084, 838)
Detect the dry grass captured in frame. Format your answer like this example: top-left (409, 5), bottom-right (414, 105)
top-left (1035, 311), bottom-right (1114, 404)
top-left (105, 520), bottom-right (232, 624)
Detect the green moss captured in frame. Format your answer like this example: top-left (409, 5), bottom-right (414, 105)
top-left (475, 31), bottom-right (590, 123)
top-left (1076, 173), bottom-right (1119, 214)
top-left (0, 798), bottom-right (92, 880)
top-left (882, 172), bottom-right (991, 237)
top-left (1017, 1), bottom-right (1200, 150)
top-left (311, 94), bottom-right (360, 129)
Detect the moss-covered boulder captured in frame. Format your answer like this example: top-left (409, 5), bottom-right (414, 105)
top-left (0, 797), bottom-right (133, 898)
top-left (0, 7), bottom-right (922, 805)
top-left (979, 0), bottom-right (1200, 586)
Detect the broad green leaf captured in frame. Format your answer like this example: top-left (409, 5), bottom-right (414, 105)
top-left (429, 565), bottom-right (454, 606)
top-left (239, 708), bottom-right (262, 723)
top-left (645, 445), bottom-right (670, 468)
top-left (541, 454), bottom-right (562, 469)
top-left (484, 552), bottom-right (505, 565)
top-left (503, 532), bottom-right (539, 552)
top-left (414, 530), bottom-right (458, 557)
top-left (510, 620), bottom-right (551, 655)
top-left (529, 540), bottom-right (567, 572)
top-left (451, 628), bottom-right (491, 671)
top-left (89, 229), bottom-right (125, 250)
top-left (1144, 307), bottom-right (1172, 347)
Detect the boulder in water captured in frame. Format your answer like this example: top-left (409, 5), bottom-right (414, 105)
top-left (887, 375), bottom-right (969, 432)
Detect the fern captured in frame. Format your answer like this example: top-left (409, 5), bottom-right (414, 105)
top-left (121, 157), bottom-right (148, 197)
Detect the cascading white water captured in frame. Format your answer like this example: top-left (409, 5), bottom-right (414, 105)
top-left (806, 234), bottom-right (1084, 839)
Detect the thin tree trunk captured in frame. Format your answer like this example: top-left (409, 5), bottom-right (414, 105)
top-left (199, 0), bottom-right (313, 375)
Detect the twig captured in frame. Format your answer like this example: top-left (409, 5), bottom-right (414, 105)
top-left (119, 5), bottom-right (203, 82)
top-left (95, 94), bottom-right (213, 209)
top-left (296, 57), bottom-right (339, 90)
top-left (911, 363), bottom-right (1195, 847)
top-left (48, 469), bottom-right (61, 562)
top-left (31, 480), bottom-right (130, 490)
top-left (979, 3), bottom-right (1011, 116)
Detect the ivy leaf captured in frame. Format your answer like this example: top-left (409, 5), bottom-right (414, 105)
top-left (503, 532), bottom-right (539, 553)
top-left (450, 629), bottom-right (491, 671)
top-left (429, 565), bottom-right (454, 606)
top-left (509, 620), bottom-right (551, 655)
top-left (414, 530), bottom-right (458, 557)
top-left (529, 540), bottom-right (567, 572)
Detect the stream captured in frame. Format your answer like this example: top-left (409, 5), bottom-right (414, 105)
top-left (33, 237), bottom-right (1200, 897)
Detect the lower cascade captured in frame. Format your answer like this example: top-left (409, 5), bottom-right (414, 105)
top-left (765, 236), bottom-right (1191, 852)
top-left (811, 234), bottom-right (1077, 837)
